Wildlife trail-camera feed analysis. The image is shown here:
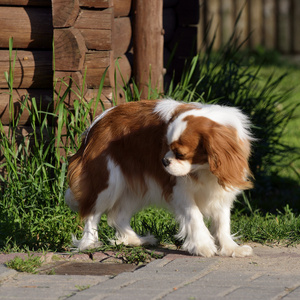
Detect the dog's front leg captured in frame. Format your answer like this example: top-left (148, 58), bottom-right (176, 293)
top-left (172, 186), bottom-right (217, 257)
top-left (72, 213), bottom-right (102, 251)
top-left (210, 202), bottom-right (253, 257)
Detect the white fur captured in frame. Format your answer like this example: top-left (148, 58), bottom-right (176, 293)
top-left (163, 150), bottom-right (194, 176)
top-left (67, 99), bottom-right (253, 257)
top-left (153, 98), bottom-right (182, 122)
top-left (172, 104), bottom-right (252, 141)
top-left (65, 188), bottom-right (79, 212)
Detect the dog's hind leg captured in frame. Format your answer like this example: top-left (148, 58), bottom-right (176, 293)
top-left (107, 196), bottom-right (157, 247)
top-left (71, 158), bottom-right (126, 251)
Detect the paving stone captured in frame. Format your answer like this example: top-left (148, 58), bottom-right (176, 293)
top-left (1, 243), bottom-right (300, 300)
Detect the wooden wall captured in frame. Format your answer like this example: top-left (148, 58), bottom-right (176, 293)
top-left (0, 0), bottom-right (53, 136)
top-left (0, 0), bottom-right (132, 129)
top-left (53, 0), bottom-right (132, 112)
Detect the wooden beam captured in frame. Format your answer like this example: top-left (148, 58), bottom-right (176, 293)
top-left (114, 0), bottom-right (132, 17)
top-left (54, 28), bottom-right (87, 71)
top-left (0, 50), bottom-right (52, 89)
top-left (78, 0), bottom-right (113, 8)
top-left (132, 0), bottom-right (164, 98)
top-left (0, 7), bottom-right (53, 49)
top-left (0, 0), bottom-right (51, 6)
top-left (113, 17), bottom-right (132, 57)
top-left (52, 0), bottom-right (80, 28)
top-left (0, 89), bottom-right (52, 125)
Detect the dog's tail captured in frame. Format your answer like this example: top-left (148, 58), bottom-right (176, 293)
top-left (65, 142), bottom-right (90, 216)
top-left (65, 187), bottom-right (79, 212)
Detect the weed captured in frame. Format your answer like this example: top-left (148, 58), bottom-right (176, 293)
top-left (75, 285), bottom-right (90, 291)
top-left (6, 254), bottom-right (42, 273)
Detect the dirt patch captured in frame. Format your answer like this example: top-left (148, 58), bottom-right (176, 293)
top-left (38, 261), bottom-right (140, 276)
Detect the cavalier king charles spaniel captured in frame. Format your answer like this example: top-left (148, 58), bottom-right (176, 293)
top-left (65, 99), bottom-right (254, 257)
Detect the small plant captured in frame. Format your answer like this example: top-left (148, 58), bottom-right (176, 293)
top-left (6, 254), bottom-right (42, 273)
top-left (115, 245), bottom-right (163, 265)
top-left (75, 285), bottom-right (90, 291)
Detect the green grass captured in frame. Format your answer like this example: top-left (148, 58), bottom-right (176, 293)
top-left (0, 37), bottom-right (300, 253)
top-left (6, 254), bottom-right (42, 273)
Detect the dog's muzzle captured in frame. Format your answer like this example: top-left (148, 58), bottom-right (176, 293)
top-left (162, 157), bottom-right (171, 167)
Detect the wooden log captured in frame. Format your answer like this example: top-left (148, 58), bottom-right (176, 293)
top-left (85, 53), bottom-right (131, 88)
top-left (113, 17), bottom-right (132, 57)
top-left (78, 0), bottom-right (113, 8)
top-left (0, 89), bottom-right (52, 125)
top-left (84, 51), bottom-right (113, 87)
top-left (1, 125), bottom-right (47, 145)
top-left (249, 0), bottom-right (263, 48)
top-left (52, 0), bottom-right (80, 28)
top-left (114, 0), bottom-right (132, 17)
top-left (54, 28), bottom-right (87, 71)
top-left (0, 7), bottom-right (53, 49)
top-left (79, 29), bottom-right (112, 50)
top-left (277, 0), bottom-right (291, 53)
top-left (74, 8), bottom-right (113, 30)
top-left (263, 0), bottom-right (276, 49)
top-left (0, 50), bottom-right (52, 89)
top-left (54, 71), bottom-right (87, 106)
top-left (0, 0), bottom-right (51, 6)
top-left (74, 8), bottom-right (113, 50)
top-left (293, 0), bottom-right (300, 52)
top-left (133, 0), bottom-right (164, 98)
top-left (85, 87), bottom-right (126, 112)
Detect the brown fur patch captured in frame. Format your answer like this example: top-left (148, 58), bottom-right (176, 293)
top-left (178, 115), bottom-right (253, 190)
top-left (67, 100), bottom-right (176, 218)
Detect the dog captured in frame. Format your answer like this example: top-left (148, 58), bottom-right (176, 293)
top-left (65, 99), bottom-right (254, 257)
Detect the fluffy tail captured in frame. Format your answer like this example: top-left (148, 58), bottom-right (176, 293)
top-left (65, 188), bottom-right (79, 212)
top-left (65, 143), bottom-right (90, 216)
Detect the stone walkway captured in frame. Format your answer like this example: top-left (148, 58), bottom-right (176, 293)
top-left (1, 243), bottom-right (300, 299)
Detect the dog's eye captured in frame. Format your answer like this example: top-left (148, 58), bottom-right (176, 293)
top-left (175, 152), bottom-right (185, 159)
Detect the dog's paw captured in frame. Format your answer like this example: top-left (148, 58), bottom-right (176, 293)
top-left (183, 240), bottom-right (217, 257)
top-left (219, 244), bottom-right (253, 257)
top-left (111, 233), bottom-right (157, 246)
top-left (71, 234), bottom-right (103, 252)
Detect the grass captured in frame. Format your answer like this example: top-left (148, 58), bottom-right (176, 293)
top-left (6, 254), bottom-right (42, 273)
top-left (0, 36), bottom-right (300, 255)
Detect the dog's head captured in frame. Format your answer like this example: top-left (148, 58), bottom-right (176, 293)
top-left (162, 112), bottom-right (253, 190)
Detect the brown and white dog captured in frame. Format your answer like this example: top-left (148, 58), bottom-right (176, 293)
top-left (65, 99), bottom-right (254, 257)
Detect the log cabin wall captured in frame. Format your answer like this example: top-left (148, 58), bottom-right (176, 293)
top-left (0, 0), bottom-right (53, 138)
top-left (53, 0), bottom-right (132, 112)
top-left (0, 0), bottom-right (132, 131)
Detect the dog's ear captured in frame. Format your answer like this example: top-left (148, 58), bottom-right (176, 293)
top-left (203, 126), bottom-right (253, 190)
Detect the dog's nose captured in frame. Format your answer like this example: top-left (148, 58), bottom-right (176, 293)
top-left (162, 157), bottom-right (171, 167)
